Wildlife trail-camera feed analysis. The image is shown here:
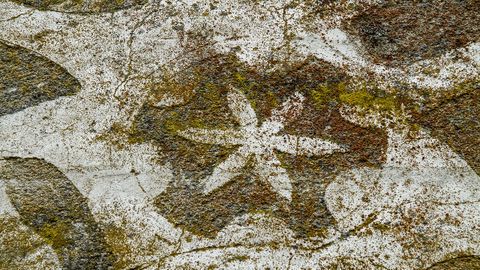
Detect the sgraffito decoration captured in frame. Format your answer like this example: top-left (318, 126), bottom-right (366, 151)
top-left (0, 158), bottom-right (114, 269)
top-left (133, 55), bottom-right (388, 238)
top-left (1, 0), bottom-right (480, 269)
top-left (0, 41), bottom-right (81, 117)
top-left (177, 88), bottom-right (345, 200)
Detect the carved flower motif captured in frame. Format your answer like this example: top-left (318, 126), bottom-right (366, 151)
top-left (178, 87), bottom-right (345, 200)
top-left (132, 55), bottom-right (386, 238)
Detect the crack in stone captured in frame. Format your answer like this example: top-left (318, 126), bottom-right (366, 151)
top-left (0, 10), bottom-right (34, 23)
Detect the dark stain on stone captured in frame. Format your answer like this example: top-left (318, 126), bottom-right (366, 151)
top-left (129, 54), bottom-right (388, 238)
top-left (132, 71), bottom-right (238, 181)
top-left (0, 41), bottom-right (81, 117)
top-left (415, 80), bottom-right (480, 175)
top-left (155, 165), bottom-right (290, 238)
top-left (346, 0), bottom-right (480, 66)
top-left (155, 160), bottom-right (336, 239)
top-left (426, 255), bottom-right (480, 270)
top-left (10, 0), bottom-right (147, 13)
top-left (1, 157), bottom-right (114, 270)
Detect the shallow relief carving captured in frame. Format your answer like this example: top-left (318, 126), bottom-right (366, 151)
top-left (0, 158), bottom-right (114, 269)
top-left (0, 0), bottom-right (479, 268)
top-left (0, 40), bottom-right (81, 117)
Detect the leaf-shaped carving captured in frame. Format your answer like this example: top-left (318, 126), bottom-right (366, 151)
top-left (0, 41), bottom-right (81, 117)
top-left (416, 81), bottom-right (480, 175)
top-left (427, 256), bottom-right (480, 270)
top-left (10, 0), bottom-right (147, 13)
top-left (347, 0), bottom-right (480, 66)
top-left (1, 157), bottom-right (114, 270)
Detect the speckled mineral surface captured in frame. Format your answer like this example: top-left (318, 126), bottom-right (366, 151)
top-left (0, 0), bottom-right (479, 269)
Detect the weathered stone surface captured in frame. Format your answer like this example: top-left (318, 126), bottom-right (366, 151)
top-left (416, 80), bottom-right (480, 175)
top-left (10, 0), bottom-right (146, 13)
top-left (347, 0), bottom-right (480, 66)
top-left (132, 55), bottom-right (388, 238)
top-left (0, 41), bottom-right (80, 117)
top-left (1, 158), bottom-right (114, 269)
top-left (426, 256), bottom-right (480, 270)
top-left (0, 217), bottom-right (60, 269)
top-left (0, 0), bottom-right (479, 269)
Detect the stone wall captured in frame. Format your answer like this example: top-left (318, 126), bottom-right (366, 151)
top-left (0, 0), bottom-right (479, 269)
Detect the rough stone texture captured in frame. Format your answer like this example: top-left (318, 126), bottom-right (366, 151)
top-left (0, 0), bottom-right (479, 269)
top-left (426, 256), bottom-right (480, 270)
top-left (416, 81), bottom-right (480, 175)
top-left (11, 0), bottom-right (147, 13)
top-left (346, 0), bottom-right (480, 66)
top-left (1, 157), bottom-right (114, 269)
top-left (0, 40), bottom-right (81, 116)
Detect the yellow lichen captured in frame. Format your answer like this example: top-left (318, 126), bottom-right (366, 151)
top-left (339, 88), bottom-right (397, 112)
top-left (38, 221), bottom-right (72, 249)
top-left (104, 226), bottom-right (134, 269)
top-left (310, 82), bottom-right (346, 109)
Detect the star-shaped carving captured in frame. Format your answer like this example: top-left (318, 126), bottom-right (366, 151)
top-left (177, 87), bottom-right (345, 200)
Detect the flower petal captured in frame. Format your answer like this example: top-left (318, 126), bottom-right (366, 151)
top-left (254, 151), bottom-right (292, 201)
top-left (177, 128), bottom-right (244, 146)
top-left (271, 134), bottom-right (346, 157)
top-left (202, 146), bottom-right (250, 194)
top-left (227, 87), bottom-right (258, 127)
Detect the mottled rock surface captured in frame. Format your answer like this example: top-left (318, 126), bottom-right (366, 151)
top-left (0, 41), bottom-right (80, 116)
top-left (11, 0), bottom-right (146, 13)
top-left (0, 0), bottom-right (479, 269)
top-left (346, 0), bottom-right (480, 66)
top-left (427, 256), bottom-right (480, 270)
top-left (416, 81), bottom-right (480, 175)
top-left (1, 158), bottom-right (114, 269)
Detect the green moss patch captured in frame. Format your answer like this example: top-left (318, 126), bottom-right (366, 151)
top-left (0, 217), bottom-right (55, 269)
